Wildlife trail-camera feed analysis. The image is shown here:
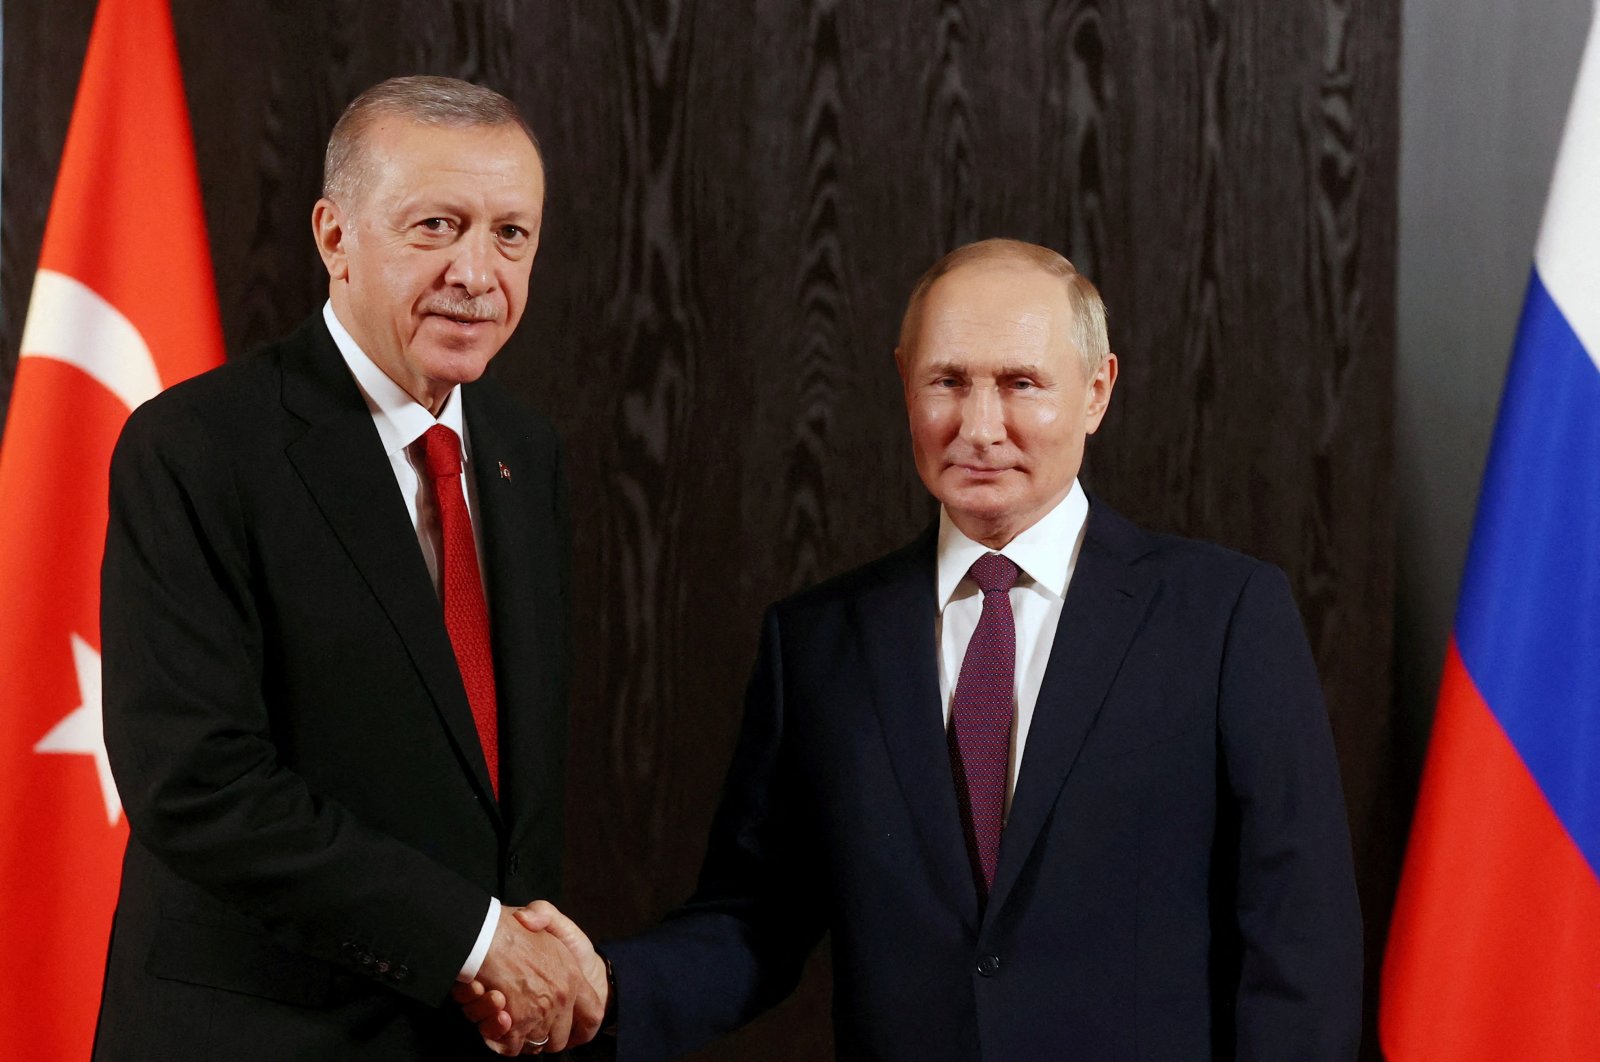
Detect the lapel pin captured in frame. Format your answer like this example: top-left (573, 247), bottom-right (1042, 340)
top-left (498, 462), bottom-right (512, 481)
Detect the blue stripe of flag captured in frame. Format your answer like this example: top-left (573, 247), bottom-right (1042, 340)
top-left (1455, 267), bottom-right (1600, 880)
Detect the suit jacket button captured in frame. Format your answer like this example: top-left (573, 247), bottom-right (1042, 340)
top-left (976, 954), bottom-right (1001, 977)
top-left (375, 960), bottom-right (391, 974)
top-left (508, 853), bottom-right (522, 875)
top-left (394, 965), bottom-right (412, 982)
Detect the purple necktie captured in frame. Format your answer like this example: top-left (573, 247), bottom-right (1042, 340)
top-left (949, 552), bottom-right (1021, 898)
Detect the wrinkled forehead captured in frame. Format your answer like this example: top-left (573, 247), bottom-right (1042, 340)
top-left (349, 118), bottom-right (546, 210)
top-left (928, 258), bottom-right (1073, 305)
top-left (372, 118), bottom-right (540, 169)
top-left (912, 263), bottom-right (1077, 351)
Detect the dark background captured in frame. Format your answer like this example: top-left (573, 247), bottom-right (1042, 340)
top-left (1, 1), bottom-right (1399, 1058)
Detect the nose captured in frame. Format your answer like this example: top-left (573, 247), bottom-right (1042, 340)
top-left (959, 384), bottom-right (1005, 447)
top-left (444, 228), bottom-right (496, 296)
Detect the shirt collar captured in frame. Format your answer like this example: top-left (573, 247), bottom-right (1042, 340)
top-left (936, 480), bottom-right (1090, 611)
top-left (323, 300), bottom-right (467, 459)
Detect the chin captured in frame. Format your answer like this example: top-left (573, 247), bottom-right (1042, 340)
top-left (417, 348), bottom-right (497, 386)
top-left (939, 479), bottom-right (1015, 509)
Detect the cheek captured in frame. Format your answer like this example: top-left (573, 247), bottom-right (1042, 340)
top-left (909, 401), bottom-right (958, 448)
top-left (502, 262), bottom-right (534, 307)
top-left (1015, 402), bottom-right (1071, 445)
top-left (377, 264), bottom-right (428, 314)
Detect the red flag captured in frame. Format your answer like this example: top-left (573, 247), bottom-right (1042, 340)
top-left (0, 0), bottom-right (223, 1053)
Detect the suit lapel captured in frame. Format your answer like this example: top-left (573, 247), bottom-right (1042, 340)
top-left (857, 527), bottom-right (982, 928)
top-left (985, 502), bottom-right (1157, 921)
top-left (464, 386), bottom-right (566, 834)
top-left (279, 318), bottom-right (501, 818)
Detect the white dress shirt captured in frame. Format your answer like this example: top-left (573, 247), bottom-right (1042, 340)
top-left (935, 480), bottom-right (1091, 809)
top-left (323, 301), bottom-right (500, 982)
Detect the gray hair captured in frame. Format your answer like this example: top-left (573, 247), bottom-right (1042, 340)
top-left (322, 75), bottom-right (540, 207)
top-left (898, 238), bottom-right (1111, 373)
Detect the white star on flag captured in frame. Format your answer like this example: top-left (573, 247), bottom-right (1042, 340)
top-left (34, 634), bottom-right (122, 826)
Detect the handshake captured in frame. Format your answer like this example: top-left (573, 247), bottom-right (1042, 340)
top-left (450, 901), bottom-right (608, 1056)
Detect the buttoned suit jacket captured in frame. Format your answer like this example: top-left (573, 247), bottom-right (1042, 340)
top-left (94, 315), bottom-right (571, 1061)
top-left (604, 501), bottom-right (1362, 1062)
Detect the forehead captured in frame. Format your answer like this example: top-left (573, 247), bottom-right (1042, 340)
top-left (908, 263), bottom-right (1078, 367)
top-left (361, 119), bottom-right (545, 206)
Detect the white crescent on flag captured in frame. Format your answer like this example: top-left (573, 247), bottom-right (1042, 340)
top-left (18, 269), bottom-right (163, 414)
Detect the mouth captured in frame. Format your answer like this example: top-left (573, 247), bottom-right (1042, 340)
top-left (422, 295), bottom-right (502, 327)
top-left (427, 312), bottom-right (496, 330)
top-left (951, 463), bottom-right (1012, 479)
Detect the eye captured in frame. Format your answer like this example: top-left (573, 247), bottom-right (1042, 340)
top-left (1010, 378), bottom-right (1036, 390)
top-left (418, 218), bottom-right (453, 233)
top-left (498, 224), bottom-right (529, 242)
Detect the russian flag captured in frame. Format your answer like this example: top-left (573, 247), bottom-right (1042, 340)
top-left (1380, 4), bottom-right (1600, 1058)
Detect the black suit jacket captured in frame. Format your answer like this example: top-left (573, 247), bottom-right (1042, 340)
top-left (95, 315), bottom-right (570, 1060)
top-left (605, 503), bottom-right (1362, 1061)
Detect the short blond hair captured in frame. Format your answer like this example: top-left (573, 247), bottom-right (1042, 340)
top-left (322, 75), bottom-right (540, 207)
top-left (898, 238), bottom-right (1110, 372)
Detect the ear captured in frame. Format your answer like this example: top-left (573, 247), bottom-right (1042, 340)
top-left (1083, 353), bottom-right (1118, 434)
top-left (311, 198), bottom-right (351, 282)
top-left (893, 345), bottom-right (909, 384)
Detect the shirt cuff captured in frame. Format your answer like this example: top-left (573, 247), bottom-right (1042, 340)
top-left (457, 896), bottom-right (501, 983)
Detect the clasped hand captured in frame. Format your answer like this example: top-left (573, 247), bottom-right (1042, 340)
top-left (451, 901), bottom-right (607, 1055)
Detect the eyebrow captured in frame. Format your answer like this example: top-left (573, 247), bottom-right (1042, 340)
top-left (391, 194), bottom-right (539, 222)
top-left (923, 360), bottom-right (1046, 378)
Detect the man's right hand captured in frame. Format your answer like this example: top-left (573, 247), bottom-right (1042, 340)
top-left (456, 904), bottom-right (605, 1053)
top-left (513, 901), bottom-right (609, 1016)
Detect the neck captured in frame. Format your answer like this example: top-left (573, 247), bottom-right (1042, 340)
top-left (413, 384), bottom-right (451, 418)
top-left (947, 482), bottom-right (1079, 550)
top-left (950, 514), bottom-right (1024, 551)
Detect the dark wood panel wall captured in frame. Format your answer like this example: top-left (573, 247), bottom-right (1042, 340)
top-left (1, 1), bottom-right (1399, 1057)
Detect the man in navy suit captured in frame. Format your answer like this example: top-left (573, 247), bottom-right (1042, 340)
top-left (96, 77), bottom-right (601, 1059)
top-left (496, 238), bottom-right (1362, 1060)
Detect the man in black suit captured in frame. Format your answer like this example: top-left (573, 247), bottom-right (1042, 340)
top-left (96, 76), bottom-right (599, 1059)
top-left (506, 238), bottom-right (1362, 1060)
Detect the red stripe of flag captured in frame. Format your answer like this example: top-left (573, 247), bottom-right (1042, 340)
top-left (1382, 642), bottom-right (1600, 1059)
top-left (0, 0), bottom-right (224, 1055)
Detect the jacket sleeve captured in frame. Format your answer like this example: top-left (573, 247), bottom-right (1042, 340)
top-left (1218, 563), bottom-right (1363, 1061)
top-left (602, 606), bottom-right (829, 1062)
top-left (100, 399), bottom-right (488, 1007)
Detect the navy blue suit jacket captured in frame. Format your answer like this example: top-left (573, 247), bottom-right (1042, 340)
top-left (605, 501), bottom-right (1361, 1061)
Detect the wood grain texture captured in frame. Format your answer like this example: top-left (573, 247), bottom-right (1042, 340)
top-left (1, 1), bottom-right (1398, 1057)
top-left (0, 0), bottom-right (97, 422)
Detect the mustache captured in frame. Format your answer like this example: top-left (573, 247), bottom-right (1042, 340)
top-left (421, 294), bottom-right (502, 322)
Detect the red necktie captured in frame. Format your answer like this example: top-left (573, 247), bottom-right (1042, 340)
top-left (949, 552), bottom-right (1021, 898)
top-left (422, 425), bottom-right (499, 797)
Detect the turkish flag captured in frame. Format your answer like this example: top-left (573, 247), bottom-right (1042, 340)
top-left (0, 0), bottom-right (223, 1054)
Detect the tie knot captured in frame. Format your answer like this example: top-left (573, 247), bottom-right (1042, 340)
top-left (421, 424), bottom-right (462, 479)
top-left (969, 553), bottom-right (1020, 595)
